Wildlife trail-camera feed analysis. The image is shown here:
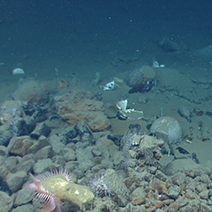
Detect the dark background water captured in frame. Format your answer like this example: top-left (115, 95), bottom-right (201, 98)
top-left (0, 0), bottom-right (212, 80)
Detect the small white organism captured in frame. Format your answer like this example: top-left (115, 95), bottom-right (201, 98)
top-left (90, 171), bottom-right (113, 197)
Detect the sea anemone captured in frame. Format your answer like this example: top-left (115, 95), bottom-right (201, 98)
top-left (90, 171), bottom-right (113, 197)
top-left (25, 168), bottom-right (71, 212)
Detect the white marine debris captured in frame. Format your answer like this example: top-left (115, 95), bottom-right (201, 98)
top-left (100, 80), bottom-right (115, 91)
top-left (12, 68), bottom-right (25, 75)
top-left (152, 59), bottom-right (165, 68)
top-left (116, 99), bottom-right (143, 120)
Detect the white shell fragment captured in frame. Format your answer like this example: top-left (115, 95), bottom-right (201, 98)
top-left (116, 99), bottom-right (143, 119)
top-left (101, 80), bottom-right (115, 91)
top-left (152, 59), bottom-right (165, 68)
top-left (12, 68), bottom-right (25, 75)
top-left (116, 99), bottom-right (128, 112)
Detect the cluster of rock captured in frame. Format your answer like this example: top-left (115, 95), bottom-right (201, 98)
top-left (0, 83), bottom-right (113, 211)
top-left (1, 82), bottom-right (212, 211)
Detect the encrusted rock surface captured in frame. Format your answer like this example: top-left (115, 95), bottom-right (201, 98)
top-left (54, 89), bottom-right (111, 131)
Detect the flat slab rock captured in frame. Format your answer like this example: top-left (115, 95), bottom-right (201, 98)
top-left (55, 89), bottom-right (111, 131)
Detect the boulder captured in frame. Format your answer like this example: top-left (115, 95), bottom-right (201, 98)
top-left (7, 136), bottom-right (34, 156)
top-left (0, 191), bottom-right (13, 211)
top-left (6, 171), bottom-right (27, 192)
top-left (55, 89), bottom-right (111, 131)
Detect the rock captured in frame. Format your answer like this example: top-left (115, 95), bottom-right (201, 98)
top-left (7, 136), bottom-right (34, 156)
top-left (139, 135), bottom-right (164, 165)
top-left (159, 38), bottom-right (180, 52)
top-left (92, 196), bottom-right (117, 212)
top-left (12, 80), bottom-right (49, 108)
top-left (107, 134), bottom-right (123, 146)
top-left (118, 202), bottom-right (145, 212)
top-left (4, 156), bottom-right (19, 172)
top-left (128, 150), bottom-right (137, 159)
top-left (24, 116), bottom-right (36, 133)
top-left (193, 107), bottom-right (204, 116)
top-left (103, 169), bottom-right (129, 206)
top-left (52, 155), bottom-right (66, 166)
top-left (167, 185), bottom-right (181, 199)
top-left (196, 182), bottom-right (207, 193)
top-left (35, 145), bottom-right (52, 160)
top-left (27, 135), bottom-right (50, 154)
top-left (48, 134), bottom-right (65, 155)
top-left (71, 111), bottom-right (111, 132)
top-left (91, 148), bottom-right (102, 157)
top-left (55, 89), bottom-right (111, 131)
top-left (0, 145), bottom-right (8, 156)
top-left (14, 188), bottom-right (33, 207)
top-left (112, 150), bottom-right (125, 166)
top-left (76, 147), bottom-right (94, 173)
top-left (22, 153), bottom-right (36, 162)
top-left (200, 203), bottom-right (212, 212)
top-left (75, 120), bottom-right (92, 135)
top-left (165, 158), bottom-right (200, 175)
top-left (0, 156), bottom-right (10, 179)
top-left (168, 202), bottom-right (179, 212)
top-left (30, 123), bottom-right (51, 139)
top-left (0, 174), bottom-right (11, 194)
top-left (11, 159), bottom-right (35, 174)
top-left (206, 107), bottom-right (212, 118)
top-left (180, 199), bottom-right (201, 211)
top-left (178, 106), bottom-right (191, 122)
top-left (11, 204), bottom-right (34, 212)
top-left (11, 117), bottom-right (29, 136)
top-left (127, 66), bottom-right (155, 93)
top-left (62, 126), bottom-right (78, 142)
top-left (61, 147), bottom-right (76, 162)
top-left (6, 171), bottom-right (27, 192)
top-left (33, 158), bottom-right (53, 174)
top-left (152, 178), bottom-right (167, 194)
top-left (130, 187), bottom-right (146, 202)
top-left (0, 191), bottom-right (13, 212)
top-left (75, 121), bottom-right (95, 145)
top-left (0, 100), bottom-right (24, 125)
top-left (155, 170), bottom-right (168, 182)
top-left (32, 108), bottom-right (48, 122)
top-left (199, 190), bottom-right (209, 200)
top-left (0, 124), bottom-right (13, 146)
top-left (154, 201), bottom-right (163, 208)
top-left (171, 172), bottom-right (186, 186)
